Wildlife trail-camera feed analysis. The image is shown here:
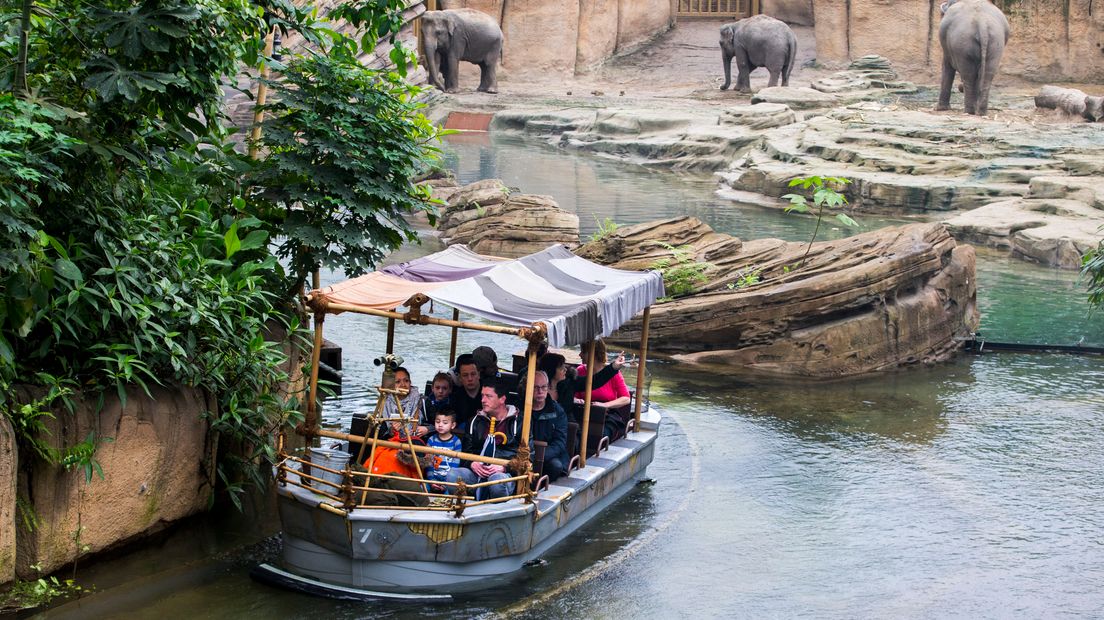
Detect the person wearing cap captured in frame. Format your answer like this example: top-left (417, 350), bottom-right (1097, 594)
top-left (471, 345), bottom-right (500, 379)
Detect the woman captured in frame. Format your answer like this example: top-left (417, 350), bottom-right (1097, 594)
top-left (383, 366), bottom-right (428, 439)
top-left (572, 339), bottom-right (630, 410)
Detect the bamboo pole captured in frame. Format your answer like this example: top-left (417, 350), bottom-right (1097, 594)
top-left (448, 308), bottom-right (460, 365)
top-left (578, 341), bottom-right (596, 469)
top-left (386, 317), bottom-right (396, 354)
top-left (305, 300), bottom-right (532, 339)
top-left (317, 428), bottom-right (512, 467)
top-left (304, 311), bottom-right (325, 435)
top-left (519, 344), bottom-right (537, 454)
top-left (633, 307), bottom-right (651, 430)
top-left (248, 28), bottom-right (276, 159)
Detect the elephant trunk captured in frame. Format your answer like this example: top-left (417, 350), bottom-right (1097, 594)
top-left (423, 37), bottom-right (443, 89)
top-left (721, 50), bottom-right (733, 90)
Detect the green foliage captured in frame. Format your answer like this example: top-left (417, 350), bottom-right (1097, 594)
top-left (782, 175), bottom-right (859, 267)
top-left (0, 575), bottom-right (82, 613)
top-left (252, 52), bottom-right (440, 291)
top-left (651, 243), bottom-right (713, 300)
top-left (0, 0), bottom-right (434, 507)
top-left (590, 216), bottom-right (620, 242)
top-left (726, 267), bottom-right (762, 290)
top-left (1082, 241), bottom-right (1104, 309)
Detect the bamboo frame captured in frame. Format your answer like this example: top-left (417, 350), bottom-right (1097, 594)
top-left (633, 307), bottom-right (651, 430)
top-left (578, 342), bottom-right (597, 469)
top-left (317, 429), bottom-right (513, 467)
top-left (305, 300), bottom-right (534, 339)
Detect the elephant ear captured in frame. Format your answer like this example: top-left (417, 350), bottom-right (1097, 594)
top-left (446, 15), bottom-right (457, 36)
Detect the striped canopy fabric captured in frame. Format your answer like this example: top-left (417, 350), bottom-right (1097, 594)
top-left (311, 244), bottom-right (664, 347)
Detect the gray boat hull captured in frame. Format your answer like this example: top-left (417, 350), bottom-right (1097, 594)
top-left (268, 410), bottom-right (659, 594)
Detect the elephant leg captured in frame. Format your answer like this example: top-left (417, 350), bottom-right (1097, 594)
top-left (766, 66), bottom-right (782, 88)
top-left (960, 65), bottom-right (980, 115)
top-left (445, 53), bottom-right (461, 93)
top-left (477, 61), bottom-right (499, 94)
top-left (735, 56), bottom-right (753, 93)
top-left (936, 57), bottom-right (955, 111)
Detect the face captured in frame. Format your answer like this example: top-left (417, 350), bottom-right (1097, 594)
top-left (459, 363), bottom-right (480, 391)
top-left (555, 364), bottom-right (567, 381)
top-left (532, 375), bottom-right (550, 409)
top-left (432, 379), bottom-right (451, 401)
top-left (481, 386), bottom-right (505, 416)
top-left (394, 370), bottom-right (411, 391)
top-left (434, 414), bottom-right (456, 435)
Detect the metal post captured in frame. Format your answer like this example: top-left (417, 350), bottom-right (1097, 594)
top-left (633, 307), bottom-right (651, 431)
top-left (578, 342), bottom-right (597, 469)
top-left (448, 308), bottom-right (460, 365)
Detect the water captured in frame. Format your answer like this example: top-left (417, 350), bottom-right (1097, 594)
top-left (40, 133), bottom-right (1104, 619)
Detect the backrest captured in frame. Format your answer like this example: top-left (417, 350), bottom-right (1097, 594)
top-left (531, 440), bottom-right (548, 477)
top-left (566, 421), bottom-right (580, 459)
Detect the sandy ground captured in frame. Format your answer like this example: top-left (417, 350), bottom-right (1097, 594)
top-left (441, 19), bottom-right (1053, 119)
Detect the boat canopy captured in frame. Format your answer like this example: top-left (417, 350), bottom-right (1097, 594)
top-left (309, 244), bottom-right (665, 347)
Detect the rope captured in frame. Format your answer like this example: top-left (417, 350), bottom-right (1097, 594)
top-left (488, 407), bottom-right (699, 618)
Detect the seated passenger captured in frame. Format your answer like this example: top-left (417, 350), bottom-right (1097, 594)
top-left (472, 345), bottom-right (501, 379)
top-left (456, 378), bottom-right (522, 500)
top-left (538, 351), bottom-right (621, 416)
top-left (450, 354), bottom-right (482, 427)
top-left (384, 366), bottom-right (427, 440)
top-left (572, 340), bottom-right (631, 440)
top-left (424, 371), bottom-right (453, 418)
top-left (425, 409), bottom-right (462, 493)
top-left (530, 371), bottom-right (568, 481)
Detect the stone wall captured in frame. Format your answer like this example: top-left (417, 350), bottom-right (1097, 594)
top-left (762, 0), bottom-right (815, 25)
top-left (439, 0), bottom-right (675, 76)
top-left (13, 385), bottom-right (215, 579)
top-left (814, 0), bottom-right (1104, 83)
top-left (0, 415), bottom-right (14, 585)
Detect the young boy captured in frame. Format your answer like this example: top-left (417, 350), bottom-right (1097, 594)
top-left (424, 371), bottom-right (453, 418)
top-left (425, 409), bottom-right (462, 492)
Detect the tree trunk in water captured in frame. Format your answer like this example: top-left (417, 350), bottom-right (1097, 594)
top-left (1034, 85), bottom-right (1104, 122)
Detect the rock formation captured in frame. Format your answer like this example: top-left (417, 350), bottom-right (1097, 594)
top-left (580, 217), bottom-right (978, 378)
top-left (432, 178), bottom-right (579, 257)
top-left (719, 104), bottom-right (1104, 267)
top-left (14, 385), bottom-right (215, 578)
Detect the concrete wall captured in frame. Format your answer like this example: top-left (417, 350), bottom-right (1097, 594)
top-left (439, 0), bottom-right (676, 76)
top-left (762, 0), bottom-right (815, 25)
top-left (12, 385), bottom-right (216, 579)
top-left (814, 0), bottom-right (1104, 83)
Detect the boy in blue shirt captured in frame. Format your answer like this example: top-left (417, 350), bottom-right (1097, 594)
top-left (426, 409), bottom-right (463, 492)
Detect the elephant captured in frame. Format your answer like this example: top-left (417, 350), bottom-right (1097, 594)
top-left (421, 8), bottom-right (503, 94)
top-left (719, 15), bottom-right (798, 93)
top-left (937, 0), bottom-right (1010, 116)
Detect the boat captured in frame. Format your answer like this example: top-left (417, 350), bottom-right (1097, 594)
top-left (252, 244), bottom-right (665, 600)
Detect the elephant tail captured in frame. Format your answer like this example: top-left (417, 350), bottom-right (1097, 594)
top-left (977, 23), bottom-right (991, 91)
top-left (783, 38), bottom-right (797, 83)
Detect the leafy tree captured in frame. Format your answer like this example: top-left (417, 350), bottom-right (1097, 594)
top-left (782, 175), bottom-right (859, 267)
top-left (0, 0), bottom-right (441, 507)
top-left (1083, 243), bottom-right (1104, 309)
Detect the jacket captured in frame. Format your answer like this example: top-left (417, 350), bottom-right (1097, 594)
top-left (462, 405), bottom-right (522, 466)
top-left (530, 399), bottom-right (568, 464)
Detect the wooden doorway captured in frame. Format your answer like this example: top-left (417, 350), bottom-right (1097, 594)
top-left (677, 0), bottom-right (757, 19)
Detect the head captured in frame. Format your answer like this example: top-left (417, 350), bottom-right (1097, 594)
top-left (580, 339), bottom-right (608, 366)
top-left (393, 366), bottom-right (412, 392)
top-left (538, 353), bottom-right (567, 384)
top-left (531, 371), bottom-right (550, 410)
top-left (434, 410), bottom-right (457, 436)
top-left (431, 372), bottom-right (452, 401)
top-left (456, 353), bottom-right (480, 392)
top-left (472, 346), bottom-right (498, 377)
top-left (480, 378), bottom-right (509, 418)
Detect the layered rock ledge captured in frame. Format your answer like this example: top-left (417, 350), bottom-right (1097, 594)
top-left (582, 217), bottom-right (978, 378)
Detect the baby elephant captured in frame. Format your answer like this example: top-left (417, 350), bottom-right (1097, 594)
top-left (421, 8), bottom-right (503, 94)
top-left (720, 15), bottom-right (798, 93)
top-left (937, 0), bottom-right (1010, 115)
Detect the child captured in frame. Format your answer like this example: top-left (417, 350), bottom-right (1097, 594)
top-left (425, 409), bottom-right (462, 492)
top-left (424, 371), bottom-right (453, 418)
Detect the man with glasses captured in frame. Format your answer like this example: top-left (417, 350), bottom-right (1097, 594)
top-left (529, 371), bottom-right (569, 482)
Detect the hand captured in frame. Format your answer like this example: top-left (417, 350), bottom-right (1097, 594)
top-left (471, 462), bottom-right (492, 478)
top-left (612, 351), bottom-right (627, 370)
top-left (416, 425), bottom-right (429, 437)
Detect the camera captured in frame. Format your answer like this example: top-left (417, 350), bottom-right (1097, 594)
top-left (372, 353), bottom-right (404, 370)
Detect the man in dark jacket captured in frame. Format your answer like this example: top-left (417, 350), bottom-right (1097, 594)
top-left (530, 371), bottom-right (568, 481)
top-left (457, 377), bottom-right (522, 500)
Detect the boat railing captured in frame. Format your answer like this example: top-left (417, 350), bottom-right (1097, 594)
top-left (276, 432), bottom-right (538, 516)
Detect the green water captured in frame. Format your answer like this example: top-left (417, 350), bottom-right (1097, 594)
top-left (39, 132), bottom-right (1104, 619)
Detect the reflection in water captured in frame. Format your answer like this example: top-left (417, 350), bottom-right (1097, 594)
top-left (43, 133), bottom-right (1104, 619)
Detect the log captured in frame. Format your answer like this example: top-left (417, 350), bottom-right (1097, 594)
top-left (1034, 85), bottom-right (1104, 122)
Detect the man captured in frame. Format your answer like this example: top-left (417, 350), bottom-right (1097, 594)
top-left (529, 371), bottom-right (568, 482)
top-left (457, 378), bottom-right (522, 500)
top-left (472, 345), bottom-right (500, 379)
top-left (450, 353), bottom-right (482, 427)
